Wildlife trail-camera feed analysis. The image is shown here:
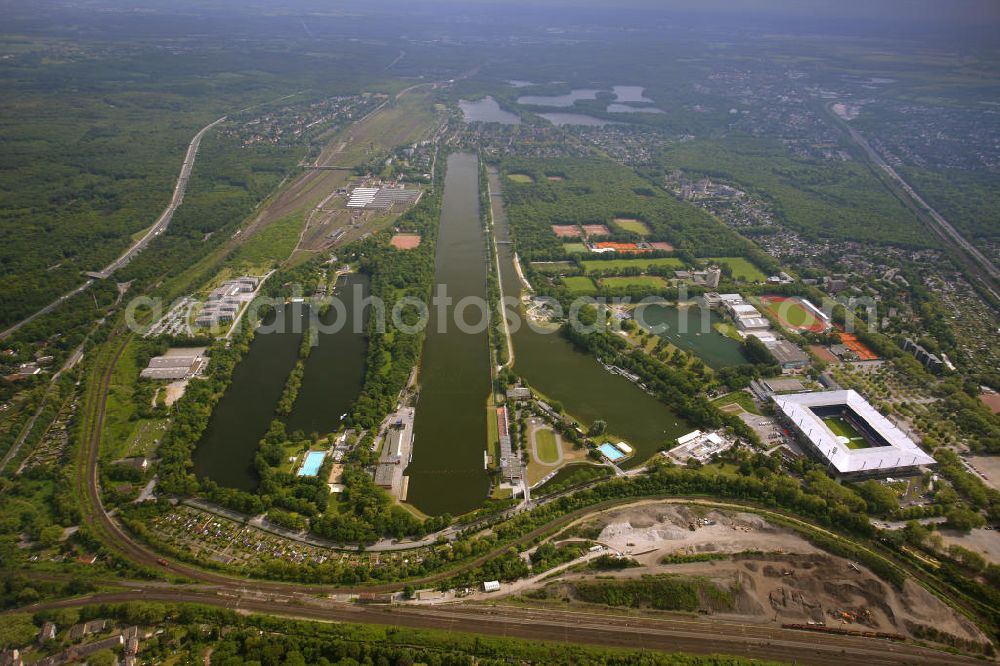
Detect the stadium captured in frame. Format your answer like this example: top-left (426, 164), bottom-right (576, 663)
top-left (773, 390), bottom-right (935, 479)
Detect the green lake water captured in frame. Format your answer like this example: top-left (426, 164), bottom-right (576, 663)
top-left (285, 273), bottom-right (370, 437)
top-left (193, 303), bottom-right (307, 491)
top-left (634, 303), bottom-right (749, 369)
top-left (194, 274), bottom-right (370, 490)
top-left (406, 152), bottom-right (491, 516)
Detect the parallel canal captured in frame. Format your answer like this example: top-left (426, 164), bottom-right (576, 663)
top-left (194, 303), bottom-right (307, 491)
top-left (488, 167), bottom-right (690, 466)
top-left (285, 273), bottom-right (370, 436)
top-left (406, 153), bottom-right (491, 516)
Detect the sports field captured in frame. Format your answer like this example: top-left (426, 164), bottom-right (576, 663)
top-left (552, 224), bottom-right (582, 237)
top-left (390, 233), bottom-right (421, 249)
top-left (760, 295), bottom-right (829, 333)
top-left (508, 173), bottom-right (534, 183)
top-left (582, 224), bottom-right (611, 237)
top-left (612, 217), bottom-right (651, 235)
top-left (531, 261), bottom-right (575, 274)
top-left (563, 242), bottom-right (589, 254)
top-left (562, 276), bottom-right (598, 295)
top-left (836, 328), bottom-right (879, 360)
top-left (599, 275), bottom-right (668, 289)
top-left (705, 257), bottom-right (767, 282)
top-left (582, 257), bottom-right (684, 273)
top-left (535, 429), bottom-right (560, 463)
top-left (823, 415), bottom-right (871, 449)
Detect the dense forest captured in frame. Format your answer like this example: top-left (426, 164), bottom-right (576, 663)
top-left (0, 29), bottom-right (401, 330)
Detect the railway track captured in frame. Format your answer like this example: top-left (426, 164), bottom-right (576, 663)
top-left (9, 589), bottom-right (985, 666)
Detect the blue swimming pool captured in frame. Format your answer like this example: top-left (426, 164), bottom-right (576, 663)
top-left (297, 450), bottom-right (326, 477)
top-left (598, 442), bottom-right (625, 461)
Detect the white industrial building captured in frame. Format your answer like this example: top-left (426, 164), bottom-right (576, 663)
top-left (140, 352), bottom-right (206, 380)
top-left (667, 430), bottom-right (735, 464)
top-left (347, 186), bottom-right (422, 210)
top-left (772, 390), bottom-right (935, 479)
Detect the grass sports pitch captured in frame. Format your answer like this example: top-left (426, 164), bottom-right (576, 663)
top-left (822, 415), bottom-right (872, 449)
top-left (598, 275), bottom-right (669, 289)
top-left (562, 276), bottom-right (598, 295)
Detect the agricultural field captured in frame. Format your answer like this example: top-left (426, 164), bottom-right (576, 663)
top-left (705, 257), bottom-right (767, 282)
top-left (582, 257), bottom-right (684, 273)
top-left (562, 276), bottom-right (598, 295)
top-left (598, 276), bottom-right (669, 289)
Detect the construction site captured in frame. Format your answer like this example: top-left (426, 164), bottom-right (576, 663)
top-left (503, 502), bottom-right (988, 647)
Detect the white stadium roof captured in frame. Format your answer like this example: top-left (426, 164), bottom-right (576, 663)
top-left (773, 390), bottom-right (935, 474)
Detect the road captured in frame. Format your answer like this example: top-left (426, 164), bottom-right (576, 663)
top-left (37, 79), bottom-right (988, 663)
top-left (0, 115), bottom-right (226, 341)
top-left (56, 329), bottom-right (992, 664)
top-left (0, 279), bottom-right (93, 341)
top-left (91, 115), bottom-right (228, 279)
top-left (828, 104), bottom-right (1000, 300)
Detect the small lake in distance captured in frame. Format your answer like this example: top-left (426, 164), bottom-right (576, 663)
top-left (459, 97), bottom-right (520, 124)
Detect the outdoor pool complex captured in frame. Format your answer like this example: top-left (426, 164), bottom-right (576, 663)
top-left (297, 451), bottom-right (326, 477)
top-left (598, 442), bottom-right (626, 461)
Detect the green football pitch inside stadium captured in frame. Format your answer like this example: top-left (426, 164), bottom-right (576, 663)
top-left (822, 415), bottom-right (872, 449)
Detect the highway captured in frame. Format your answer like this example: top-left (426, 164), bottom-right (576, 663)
top-left (90, 115), bottom-right (228, 279)
top-left (0, 115), bottom-right (226, 341)
top-left (0, 279), bottom-right (93, 341)
top-left (828, 104), bottom-right (1000, 301)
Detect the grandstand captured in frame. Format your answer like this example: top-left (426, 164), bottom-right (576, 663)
top-left (773, 390), bottom-right (934, 479)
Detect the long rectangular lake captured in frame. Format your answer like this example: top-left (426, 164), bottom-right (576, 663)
top-left (194, 303), bottom-right (306, 491)
top-left (284, 273), bottom-right (370, 437)
top-left (406, 152), bottom-right (491, 516)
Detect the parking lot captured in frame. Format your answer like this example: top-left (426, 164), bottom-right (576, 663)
top-left (737, 412), bottom-right (801, 453)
